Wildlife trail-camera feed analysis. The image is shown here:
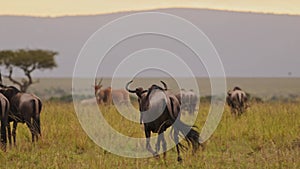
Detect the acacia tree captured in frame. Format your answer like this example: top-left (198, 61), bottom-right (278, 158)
top-left (0, 49), bottom-right (58, 92)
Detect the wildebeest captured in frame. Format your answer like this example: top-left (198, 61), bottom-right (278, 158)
top-left (175, 89), bottom-right (198, 115)
top-left (0, 93), bottom-right (9, 151)
top-left (126, 80), bottom-right (201, 162)
top-left (226, 86), bottom-right (249, 116)
top-left (94, 78), bottom-right (130, 105)
top-left (0, 84), bottom-right (42, 145)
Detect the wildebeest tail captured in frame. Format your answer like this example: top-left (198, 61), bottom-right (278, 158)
top-left (32, 99), bottom-right (41, 136)
top-left (5, 99), bottom-right (9, 116)
top-left (173, 120), bottom-right (200, 152)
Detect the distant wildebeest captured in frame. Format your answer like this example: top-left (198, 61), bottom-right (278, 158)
top-left (175, 89), bottom-right (198, 115)
top-left (126, 80), bottom-right (201, 162)
top-left (0, 83), bottom-right (42, 145)
top-left (0, 93), bottom-right (9, 151)
top-left (226, 86), bottom-right (249, 116)
top-left (94, 78), bottom-right (130, 105)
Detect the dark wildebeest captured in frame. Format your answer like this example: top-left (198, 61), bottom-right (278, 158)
top-left (126, 80), bottom-right (201, 162)
top-left (94, 78), bottom-right (130, 105)
top-left (0, 93), bottom-right (9, 151)
top-left (0, 84), bottom-right (42, 145)
top-left (226, 86), bottom-right (249, 116)
top-left (175, 89), bottom-right (198, 115)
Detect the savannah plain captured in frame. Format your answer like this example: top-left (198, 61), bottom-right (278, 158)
top-left (0, 78), bottom-right (299, 169)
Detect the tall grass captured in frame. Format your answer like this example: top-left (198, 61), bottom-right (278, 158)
top-left (0, 101), bottom-right (299, 169)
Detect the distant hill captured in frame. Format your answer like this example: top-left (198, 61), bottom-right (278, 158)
top-left (1, 8), bottom-right (300, 77)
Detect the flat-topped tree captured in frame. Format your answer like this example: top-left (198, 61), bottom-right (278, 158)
top-left (0, 49), bottom-right (58, 92)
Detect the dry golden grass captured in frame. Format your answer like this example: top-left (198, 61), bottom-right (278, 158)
top-left (0, 101), bottom-right (299, 169)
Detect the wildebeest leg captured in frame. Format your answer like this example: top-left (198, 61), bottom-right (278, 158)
top-left (237, 105), bottom-right (243, 116)
top-left (230, 107), bottom-right (235, 116)
top-left (145, 129), bottom-right (158, 158)
top-left (26, 121), bottom-right (35, 142)
top-left (238, 107), bottom-right (242, 116)
top-left (189, 105), bottom-right (193, 115)
top-left (235, 108), bottom-right (239, 116)
top-left (155, 133), bottom-right (161, 153)
top-left (33, 117), bottom-right (40, 142)
top-left (231, 107), bottom-right (238, 116)
top-left (232, 108), bottom-right (236, 116)
top-left (174, 128), bottom-right (182, 162)
top-left (191, 104), bottom-right (196, 115)
top-left (240, 106), bottom-right (245, 115)
top-left (160, 132), bottom-right (167, 160)
top-left (12, 121), bottom-right (17, 146)
top-left (7, 123), bottom-right (12, 146)
top-left (1, 119), bottom-right (7, 151)
top-left (156, 131), bottom-right (167, 160)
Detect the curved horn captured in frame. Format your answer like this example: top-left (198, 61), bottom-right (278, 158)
top-left (160, 81), bottom-right (168, 90)
top-left (141, 90), bottom-right (148, 94)
top-left (125, 80), bottom-right (136, 93)
top-left (98, 78), bottom-right (103, 86)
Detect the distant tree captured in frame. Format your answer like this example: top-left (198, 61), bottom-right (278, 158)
top-left (0, 49), bottom-right (58, 92)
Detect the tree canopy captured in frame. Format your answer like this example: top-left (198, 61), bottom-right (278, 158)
top-left (0, 49), bottom-right (58, 92)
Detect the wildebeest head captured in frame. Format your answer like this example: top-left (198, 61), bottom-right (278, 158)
top-left (0, 86), bottom-right (20, 101)
top-left (126, 80), bottom-right (148, 111)
top-left (126, 80), bottom-right (172, 126)
top-left (125, 80), bottom-right (167, 112)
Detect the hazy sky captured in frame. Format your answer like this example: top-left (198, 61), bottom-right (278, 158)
top-left (1, 1), bottom-right (299, 78)
top-left (1, 0), bottom-right (300, 17)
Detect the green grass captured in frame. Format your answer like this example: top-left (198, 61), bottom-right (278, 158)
top-left (0, 101), bottom-right (299, 169)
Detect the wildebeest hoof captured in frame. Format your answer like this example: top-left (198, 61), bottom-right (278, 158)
top-left (163, 152), bottom-right (167, 160)
top-left (153, 153), bottom-right (160, 159)
top-left (177, 156), bottom-right (182, 162)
